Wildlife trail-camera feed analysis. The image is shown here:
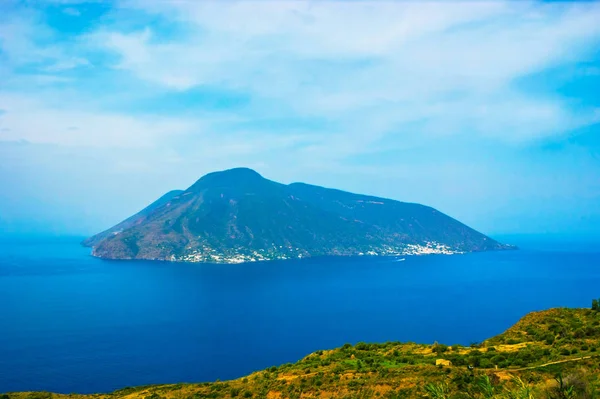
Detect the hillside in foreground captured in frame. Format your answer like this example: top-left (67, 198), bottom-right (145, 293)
top-left (84, 168), bottom-right (512, 264)
top-left (5, 306), bottom-right (600, 399)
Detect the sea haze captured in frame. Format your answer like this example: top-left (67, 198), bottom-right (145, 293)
top-left (1, 237), bottom-right (599, 394)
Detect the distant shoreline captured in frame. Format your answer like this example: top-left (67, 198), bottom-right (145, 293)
top-left (87, 245), bottom-right (517, 266)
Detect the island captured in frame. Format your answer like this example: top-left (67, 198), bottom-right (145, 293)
top-left (83, 167), bottom-right (514, 263)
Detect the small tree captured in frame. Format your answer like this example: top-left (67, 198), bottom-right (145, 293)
top-left (433, 343), bottom-right (449, 354)
top-left (592, 298), bottom-right (599, 311)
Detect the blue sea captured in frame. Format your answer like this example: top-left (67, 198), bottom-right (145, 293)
top-left (1, 236), bottom-right (599, 394)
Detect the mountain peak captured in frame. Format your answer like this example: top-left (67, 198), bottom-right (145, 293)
top-left (217, 167), bottom-right (262, 176)
top-left (187, 167), bottom-right (268, 192)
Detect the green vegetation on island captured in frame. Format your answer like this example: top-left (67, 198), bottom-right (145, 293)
top-left (83, 168), bottom-right (513, 264)
top-left (6, 302), bottom-right (600, 399)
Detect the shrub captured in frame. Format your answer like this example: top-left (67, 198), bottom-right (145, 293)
top-left (243, 391), bottom-right (253, 398)
top-left (468, 356), bottom-right (481, 367)
top-left (573, 329), bottom-right (585, 339)
top-left (355, 342), bottom-right (370, 350)
top-left (517, 350), bottom-right (535, 363)
top-left (543, 333), bottom-right (555, 345)
top-left (547, 373), bottom-right (595, 399)
top-left (491, 355), bottom-right (506, 365)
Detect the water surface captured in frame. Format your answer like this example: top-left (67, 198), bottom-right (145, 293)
top-left (1, 237), bottom-right (599, 393)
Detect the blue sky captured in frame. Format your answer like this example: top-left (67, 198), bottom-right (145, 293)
top-left (0, 0), bottom-right (599, 238)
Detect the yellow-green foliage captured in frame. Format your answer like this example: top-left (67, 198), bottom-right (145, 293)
top-left (5, 308), bottom-right (600, 399)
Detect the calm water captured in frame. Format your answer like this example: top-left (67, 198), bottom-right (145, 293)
top-left (1, 237), bottom-right (599, 394)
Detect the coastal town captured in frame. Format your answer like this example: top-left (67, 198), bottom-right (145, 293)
top-left (174, 241), bottom-right (463, 264)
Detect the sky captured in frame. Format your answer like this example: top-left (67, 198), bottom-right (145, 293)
top-left (0, 0), bottom-right (599, 239)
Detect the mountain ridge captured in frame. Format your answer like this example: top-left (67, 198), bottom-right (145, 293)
top-left (82, 190), bottom-right (184, 248)
top-left (84, 168), bottom-right (513, 263)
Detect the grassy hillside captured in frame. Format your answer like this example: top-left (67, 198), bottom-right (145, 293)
top-left (5, 306), bottom-right (600, 399)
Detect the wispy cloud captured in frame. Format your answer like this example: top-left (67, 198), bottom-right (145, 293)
top-left (87, 0), bottom-right (600, 149)
top-left (0, 93), bottom-right (199, 148)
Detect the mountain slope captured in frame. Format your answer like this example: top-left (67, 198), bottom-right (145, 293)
top-left (86, 168), bottom-right (512, 263)
top-left (82, 190), bottom-right (184, 248)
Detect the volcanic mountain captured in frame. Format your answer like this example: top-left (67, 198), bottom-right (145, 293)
top-left (84, 168), bottom-right (512, 263)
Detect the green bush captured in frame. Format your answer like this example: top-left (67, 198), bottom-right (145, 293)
top-left (355, 342), bottom-right (370, 350)
top-left (573, 329), bottom-right (585, 339)
top-left (468, 356), bottom-right (481, 367)
top-left (491, 355), bottom-right (506, 365)
top-left (433, 344), bottom-right (449, 354)
top-left (498, 361), bottom-right (510, 369)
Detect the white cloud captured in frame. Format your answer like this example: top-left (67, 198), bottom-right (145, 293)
top-left (2, 1), bottom-right (600, 161)
top-left (0, 11), bottom-right (91, 75)
top-left (43, 57), bottom-right (90, 72)
top-left (0, 94), bottom-right (198, 148)
top-left (87, 0), bottom-right (600, 148)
